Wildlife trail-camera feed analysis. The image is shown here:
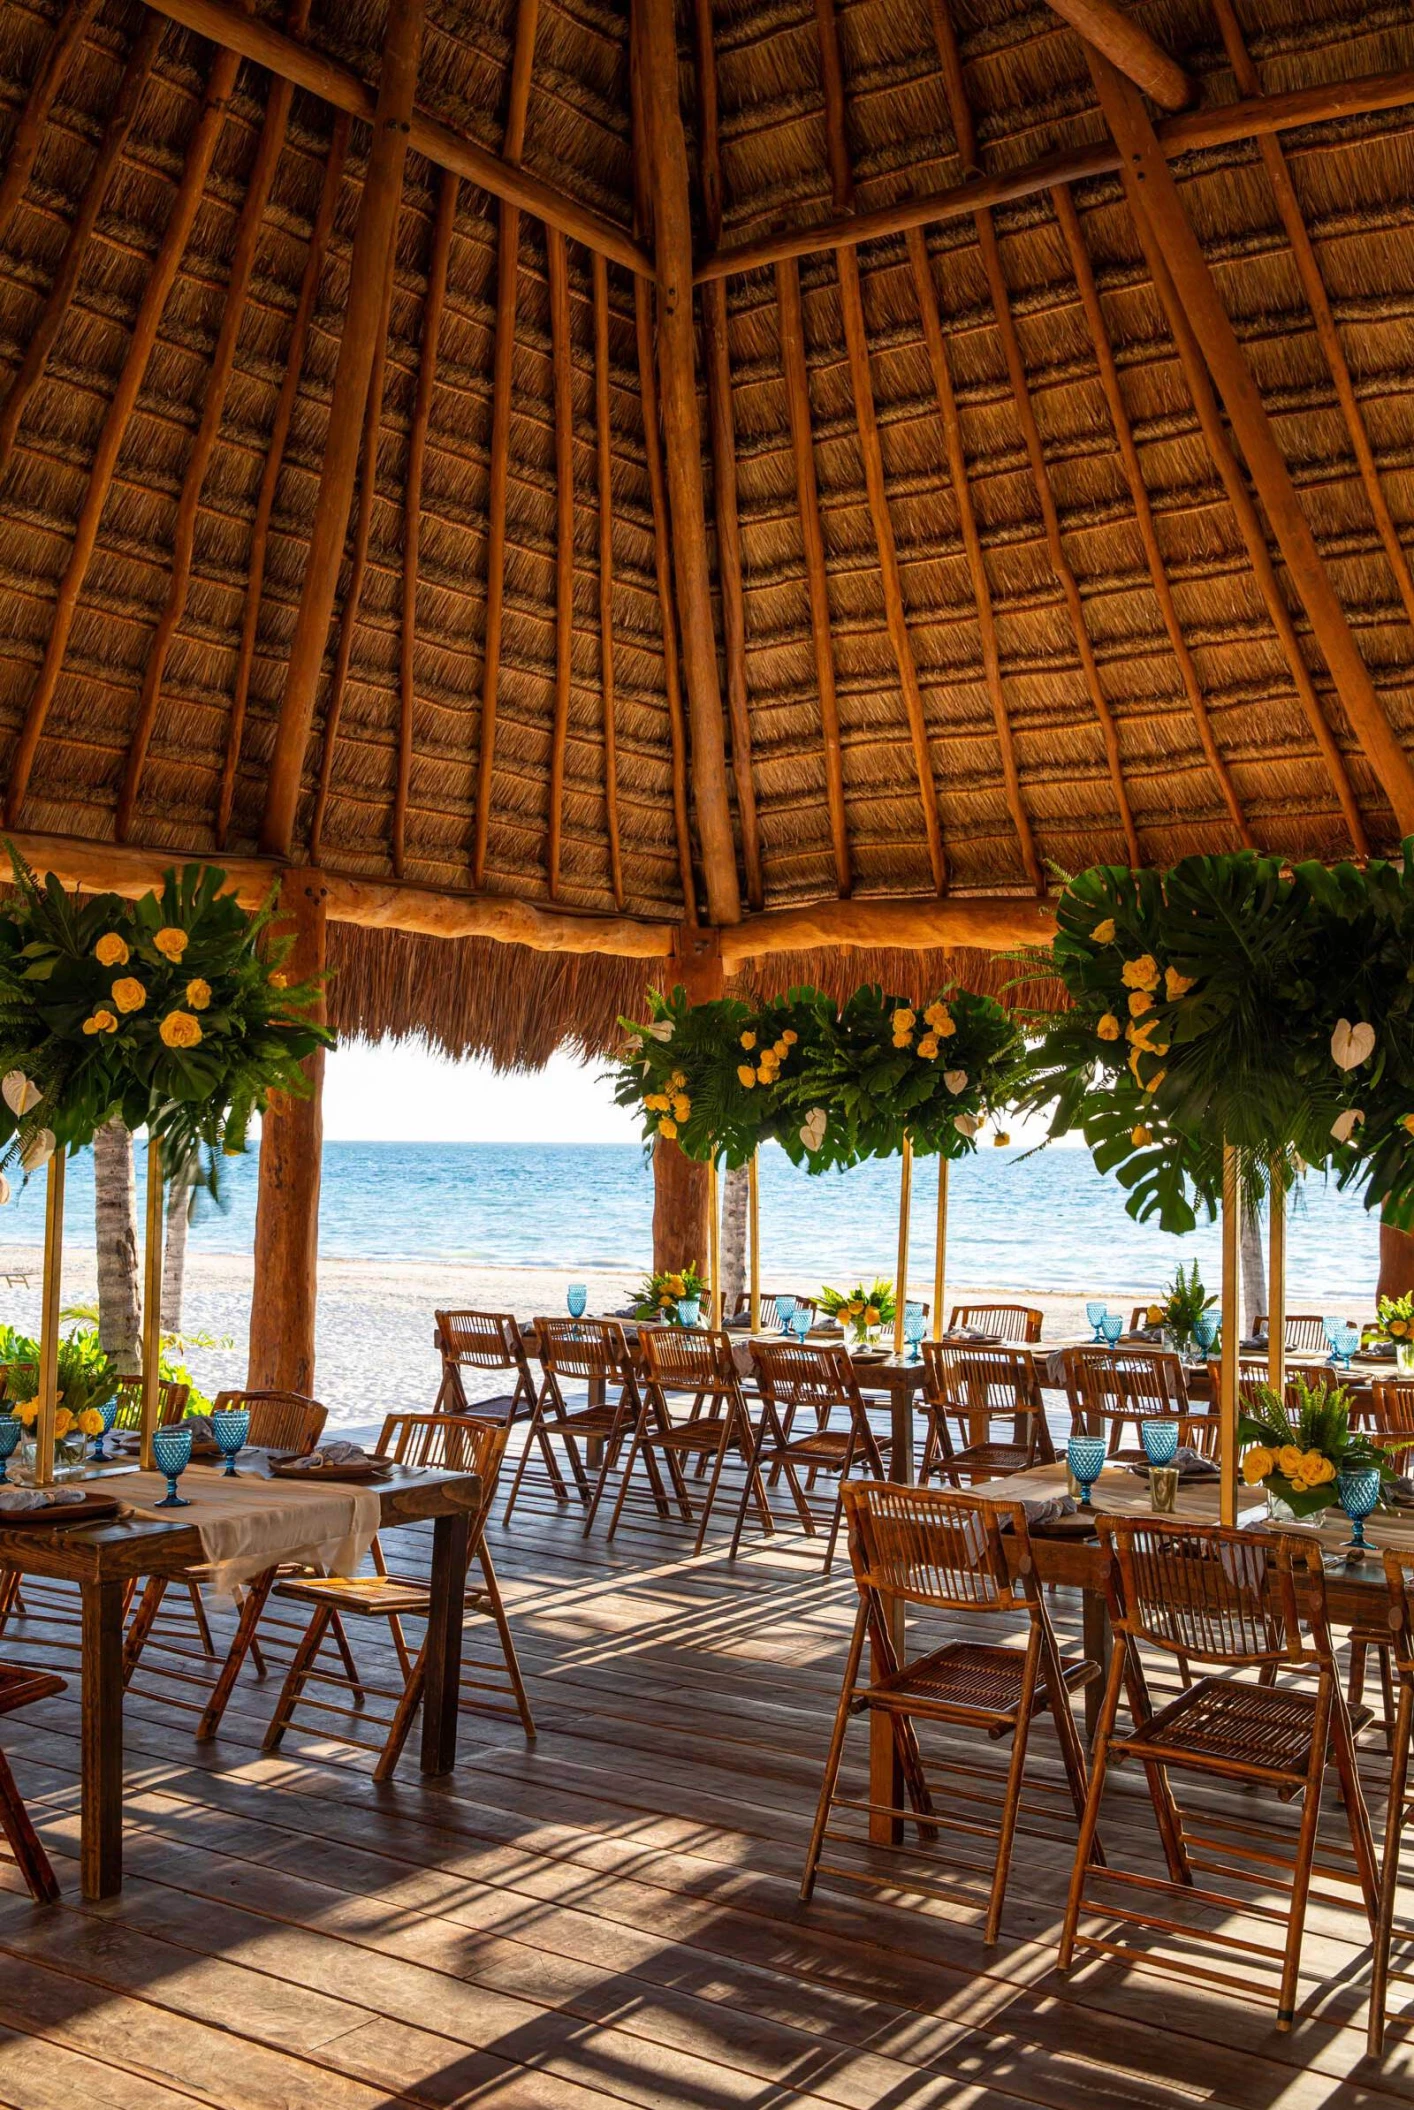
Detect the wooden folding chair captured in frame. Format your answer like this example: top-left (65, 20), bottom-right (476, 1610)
top-left (431, 1310), bottom-right (537, 1423)
top-left (501, 1317), bottom-right (647, 1532)
top-left (1058, 1517), bottom-right (1378, 2029)
top-left (919, 1341), bottom-right (1054, 1485)
top-left (949, 1304), bottom-right (1043, 1344)
top-left (0, 1663), bottom-right (65, 1901)
top-left (801, 1482), bottom-right (1098, 1942)
top-left (263, 1415), bottom-right (532, 1778)
top-left (1256, 1313), bottom-right (1348, 1354)
top-left (610, 1325), bottom-right (770, 1552)
top-left (1366, 1551), bottom-right (1414, 2054)
top-left (1063, 1345), bottom-right (1187, 1461)
top-left (112, 1374), bottom-right (190, 1431)
top-left (732, 1339), bottom-right (886, 1569)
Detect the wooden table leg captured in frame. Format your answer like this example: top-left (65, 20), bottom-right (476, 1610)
top-left (81, 1578), bottom-right (124, 1899)
top-left (421, 1509), bottom-right (470, 1777)
top-left (1082, 1580), bottom-right (1111, 1744)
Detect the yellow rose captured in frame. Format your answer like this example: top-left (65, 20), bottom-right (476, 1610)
top-left (1146, 1304), bottom-right (1165, 1325)
top-left (1401, 1112), bottom-right (1414, 1135)
top-left (668, 1274), bottom-right (685, 1295)
top-left (670, 1071), bottom-right (687, 1088)
top-left (658, 1117), bottom-right (678, 1139)
top-left (847, 1300), bottom-right (863, 1316)
top-left (924, 1002), bottom-right (950, 1030)
top-left (892, 1008), bottom-right (916, 1034)
top-left (1121, 955), bottom-right (1159, 991)
top-left (1392, 1318), bottom-right (1409, 1338)
top-left (1165, 967), bottom-right (1195, 999)
top-left (1307, 1452), bottom-right (1336, 1486)
top-left (1097, 1013), bottom-right (1121, 1041)
top-left (95, 933), bottom-right (128, 967)
top-left (1131, 1124), bottom-right (1152, 1146)
top-left (1091, 919), bottom-right (1116, 944)
top-left (917, 1034), bottom-right (939, 1060)
top-left (95, 1009), bottom-right (117, 1034)
top-left (54, 1408), bottom-right (74, 1439)
top-left (160, 1011), bottom-right (203, 1049)
top-left (11, 1400), bottom-right (37, 1427)
top-left (781, 1030), bottom-right (798, 1046)
top-left (737, 1066), bottom-right (756, 1088)
top-left (672, 1096), bottom-right (690, 1122)
top-left (154, 926), bottom-right (188, 962)
top-left (185, 977), bottom-right (211, 1011)
top-left (892, 1033), bottom-right (913, 1051)
top-left (78, 1407), bottom-right (104, 1437)
top-left (1277, 1445), bottom-right (1305, 1479)
top-left (863, 1306), bottom-right (881, 1326)
top-left (936, 1012), bottom-right (956, 1037)
top-left (1242, 1446), bottom-right (1274, 1484)
top-left (1128, 989), bottom-right (1153, 1018)
top-left (82, 1015), bottom-right (103, 1036)
top-left (111, 976), bottom-right (146, 1013)
top-left (756, 1065), bottom-right (773, 1085)
top-left (740, 1032), bottom-right (756, 1050)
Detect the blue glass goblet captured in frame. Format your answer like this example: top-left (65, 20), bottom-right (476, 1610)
top-left (1085, 1300), bottom-right (1108, 1344)
top-left (775, 1294), bottom-right (797, 1335)
top-left (1067, 1435), bottom-right (1107, 1508)
top-left (91, 1396), bottom-right (120, 1461)
top-left (1140, 1418), bottom-right (1179, 1467)
top-left (1323, 1315), bottom-right (1342, 1356)
top-left (1100, 1313), bottom-right (1124, 1349)
top-left (1334, 1323), bottom-right (1361, 1372)
top-left (676, 1296), bottom-right (701, 1329)
top-left (1337, 1466), bottom-right (1381, 1555)
top-left (789, 1305), bottom-right (811, 1345)
top-left (1193, 1310), bottom-right (1219, 1359)
top-left (903, 1302), bottom-right (927, 1362)
top-left (151, 1423), bottom-right (193, 1508)
top-left (566, 1283), bottom-right (588, 1321)
top-left (0, 1415), bottom-right (21, 1485)
top-left (211, 1408), bottom-right (250, 1477)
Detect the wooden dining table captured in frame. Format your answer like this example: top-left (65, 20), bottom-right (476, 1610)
top-left (0, 1460), bottom-right (483, 1899)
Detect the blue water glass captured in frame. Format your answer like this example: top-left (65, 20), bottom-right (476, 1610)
top-left (566, 1283), bottom-right (588, 1321)
top-left (1193, 1310), bottom-right (1219, 1358)
top-left (1322, 1315), bottom-right (1342, 1356)
top-left (211, 1408), bottom-right (250, 1477)
top-left (1140, 1418), bottom-right (1179, 1467)
top-left (775, 1294), bottom-right (797, 1335)
top-left (1067, 1435), bottom-right (1107, 1508)
top-left (1334, 1323), bottom-right (1361, 1371)
top-left (903, 1302), bottom-right (927, 1362)
top-left (789, 1305), bottom-right (811, 1345)
top-left (1337, 1466), bottom-right (1381, 1553)
top-left (0, 1416), bottom-right (21, 1485)
top-left (676, 1296), bottom-right (701, 1329)
top-left (91, 1396), bottom-right (120, 1461)
top-left (151, 1423), bottom-right (194, 1508)
top-left (1085, 1300), bottom-right (1108, 1344)
top-left (1100, 1313), bottom-right (1124, 1348)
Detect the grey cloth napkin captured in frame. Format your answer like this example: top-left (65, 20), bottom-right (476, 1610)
top-left (296, 1440), bottom-right (373, 1469)
top-left (0, 1485), bottom-right (87, 1511)
top-left (1022, 1493), bottom-right (1077, 1525)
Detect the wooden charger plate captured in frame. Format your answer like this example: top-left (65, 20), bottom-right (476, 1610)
top-left (0, 1491), bottom-right (125, 1528)
top-left (268, 1458), bottom-right (387, 1484)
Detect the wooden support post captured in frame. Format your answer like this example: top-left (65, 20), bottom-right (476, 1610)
top-left (650, 929), bottom-right (722, 1274)
top-left (1380, 1214), bottom-right (1414, 1304)
top-left (707, 1153), bottom-right (722, 1330)
top-left (748, 1149), bottom-right (761, 1333)
top-left (894, 1134), bottom-right (912, 1359)
top-left (1268, 1156), bottom-right (1286, 1398)
top-left (1220, 1142), bottom-right (1239, 1527)
top-left (33, 1152), bottom-right (65, 1489)
top-left (593, 251), bottom-right (624, 909)
top-left (260, 0), bottom-right (425, 860)
top-left (933, 1156), bottom-right (948, 1342)
top-left (248, 870), bottom-right (328, 1394)
top-left (547, 227), bottom-right (575, 898)
top-left (1042, 0), bottom-right (1190, 110)
top-left (139, 1135), bottom-right (164, 1472)
top-left (1088, 50), bottom-right (1414, 837)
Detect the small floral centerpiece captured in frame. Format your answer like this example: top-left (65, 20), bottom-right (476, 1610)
top-left (632, 1264), bottom-right (710, 1325)
top-left (1240, 1375), bottom-right (1392, 1518)
top-left (1373, 1292), bottom-right (1414, 1373)
top-left (1144, 1260), bottom-right (1216, 1354)
top-left (819, 1278), bottom-right (895, 1344)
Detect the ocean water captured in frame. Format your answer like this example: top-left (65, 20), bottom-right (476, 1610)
top-left (1, 1134), bottom-right (1384, 1303)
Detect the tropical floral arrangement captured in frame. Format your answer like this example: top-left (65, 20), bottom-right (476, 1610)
top-left (819, 1278), bottom-right (896, 1342)
top-left (1016, 847), bottom-right (1414, 1233)
top-left (1142, 1261), bottom-right (1216, 1352)
top-left (632, 1264), bottom-right (710, 1324)
top-left (1374, 1293), bottom-right (1414, 1346)
top-left (1239, 1375), bottom-right (1391, 1517)
top-left (0, 1322), bottom-right (117, 1441)
top-left (614, 981), bottom-right (1023, 1172)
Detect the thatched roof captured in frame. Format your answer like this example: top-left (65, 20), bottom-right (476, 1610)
top-left (0, 0), bottom-right (1411, 1054)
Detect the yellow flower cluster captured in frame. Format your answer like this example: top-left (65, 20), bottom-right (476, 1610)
top-left (646, 1069), bottom-right (691, 1139)
top-left (160, 1011), bottom-right (203, 1050)
top-left (657, 1271), bottom-right (687, 1308)
top-left (94, 932), bottom-right (128, 967)
top-left (893, 1001), bottom-right (954, 1058)
top-left (737, 1029), bottom-right (796, 1090)
top-left (1241, 1443), bottom-right (1336, 1491)
top-left (154, 926), bottom-right (189, 962)
top-left (81, 1008), bottom-right (118, 1036)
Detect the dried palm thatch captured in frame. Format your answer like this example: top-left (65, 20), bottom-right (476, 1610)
top-left (0, 0), bottom-right (1409, 1062)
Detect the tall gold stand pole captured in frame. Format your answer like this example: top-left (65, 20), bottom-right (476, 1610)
top-left (748, 1150), bottom-right (761, 1334)
top-left (34, 1151), bottom-right (65, 1488)
top-left (1267, 1153), bottom-right (1286, 1399)
top-left (1220, 1141), bottom-right (1240, 1527)
top-left (894, 1134), bottom-right (913, 1359)
top-left (140, 1133), bottom-right (164, 1471)
top-left (707, 1151), bottom-right (721, 1330)
top-left (932, 1158), bottom-right (949, 1342)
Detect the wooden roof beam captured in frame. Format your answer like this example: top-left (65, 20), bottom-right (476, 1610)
top-left (0, 0), bottom-right (103, 251)
top-left (137, 0), bottom-right (651, 276)
top-left (695, 62), bottom-right (1414, 283)
top-left (723, 893), bottom-right (1056, 961)
top-left (544, 228), bottom-right (574, 901)
top-left (1042, 0), bottom-right (1190, 111)
top-left (593, 251), bottom-right (625, 910)
top-left (260, 0), bottom-right (424, 860)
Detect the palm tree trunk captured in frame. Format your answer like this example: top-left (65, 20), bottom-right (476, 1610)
top-left (1240, 1192), bottom-right (1266, 1337)
top-left (720, 1161), bottom-right (749, 1318)
top-left (162, 1164), bottom-right (191, 1335)
top-left (93, 1116), bottom-right (140, 1367)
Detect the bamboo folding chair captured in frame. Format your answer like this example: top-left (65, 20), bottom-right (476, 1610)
top-left (732, 1339), bottom-right (886, 1569)
top-left (608, 1325), bottom-right (770, 1552)
top-left (501, 1317), bottom-right (646, 1532)
top-left (263, 1415), bottom-right (531, 1778)
top-left (1063, 1345), bottom-right (1188, 1461)
top-left (122, 1391), bottom-right (341, 1741)
top-left (112, 1375), bottom-right (190, 1431)
top-left (1256, 1313), bottom-right (1348, 1354)
top-left (918, 1341), bottom-right (1054, 1486)
top-left (1336, 1384), bottom-right (1414, 1743)
top-left (0, 1662), bottom-right (66, 1902)
top-left (1365, 1551), bottom-right (1414, 2054)
top-left (948, 1304), bottom-right (1043, 1344)
top-left (1058, 1517), bottom-right (1378, 2029)
top-left (801, 1482), bottom-right (1099, 1942)
top-left (431, 1309), bottom-right (537, 1424)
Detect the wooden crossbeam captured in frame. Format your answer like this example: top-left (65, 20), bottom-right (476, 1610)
top-left (1088, 52), bottom-right (1414, 836)
top-left (4, 42), bottom-right (241, 830)
top-left (695, 63), bottom-right (1414, 284)
top-left (260, 0), bottom-right (424, 860)
top-left (545, 227), bottom-right (574, 900)
top-left (396, 167), bottom-right (457, 878)
top-left (723, 893), bottom-right (1057, 960)
top-left (0, 0), bottom-right (103, 251)
top-left (218, 116), bottom-right (348, 849)
top-left (1043, 0), bottom-right (1189, 110)
top-left (593, 251), bottom-right (624, 910)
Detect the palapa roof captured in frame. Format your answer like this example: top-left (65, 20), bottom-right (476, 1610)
top-left (0, 0), bottom-right (1411, 1058)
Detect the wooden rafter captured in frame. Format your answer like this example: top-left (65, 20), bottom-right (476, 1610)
top-left (218, 115), bottom-right (348, 849)
top-left (0, 0), bottom-right (103, 252)
top-left (906, 224), bottom-right (1042, 892)
top-left (545, 228), bottom-right (574, 899)
top-left (695, 63), bottom-right (1414, 284)
top-left (593, 251), bottom-right (624, 910)
top-left (775, 257), bottom-right (849, 897)
top-left (1042, 0), bottom-right (1189, 110)
top-left (395, 166), bottom-right (457, 878)
top-left (470, 0), bottom-right (541, 890)
top-left (260, 0), bottom-right (424, 860)
top-left (1048, 184), bottom-right (1253, 849)
top-left (118, 29), bottom-right (306, 843)
top-left (1087, 51), bottom-right (1414, 837)
top-left (4, 41), bottom-right (241, 830)
top-left (0, 14), bottom-right (164, 482)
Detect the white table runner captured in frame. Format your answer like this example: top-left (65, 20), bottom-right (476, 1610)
top-left (119, 1465), bottom-right (382, 1592)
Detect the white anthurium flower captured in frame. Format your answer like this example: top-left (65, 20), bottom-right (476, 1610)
top-left (1331, 1108), bottom-right (1365, 1145)
top-left (942, 1069), bottom-right (969, 1095)
top-left (799, 1107), bottom-right (827, 1153)
top-left (19, 1128), bottom-right (54, 1173)
top-left (646, 1020), bottom-right (675, 1042)
top-left (1, 1071), bottom-right (40, 1116)
top-left (954, 1112), bottom-right (982, 1138)
top-left (1331, 1018), bottom-right (1376, 1070)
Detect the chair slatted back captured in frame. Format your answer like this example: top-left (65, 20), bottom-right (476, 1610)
top-left (374, 1411), bottom-right (509, 1542)
top-left (844, 1481), bottom-right (1027, 1613)
top-left (639, 1325), bottom-right (739, 1393)
top-left (1256, 1313), bottom-right (1346, 1354)
top-left (534, 1316), bottom-right (634, 1381)
top-left (921, 1341), bottom-right (1043, 1428)
top-left (1363, 1381), bottom-right (1414, 1471)
top-left (112, 1376), bottom-right (189, 1430)
top-left (949, 1303), bottom-right (1042, 1344)
top-left (1102, 1516), bottom-right (1315, 1667)
top-left (213, 1390), bottom-right (326, 1453)
top-left (750, 1336), bottom-right (861, 1412)
top-left (434, 1310), bottom-right (526, 1370)
top-left (1113, 1349), bottom-right (1188, 1417)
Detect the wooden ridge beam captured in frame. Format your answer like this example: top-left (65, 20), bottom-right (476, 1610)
top-left (1043, 0), bottom-right (1189, 111)
top-left (723, 892), bottom-right (1057, 960)
top-left (545, 226), bottom-right (574, 900)
top-left (593, 250), bottom-right (624, 910)
top-left (5, 40), bottom-right (241, 830)
top-left (260, 0), bottom-right (423, 860)
top-left (137, 0), bottom-right (651, 276)
top-left (0, 0), bottom-right (103, 251)
top-left (1089, 52), bottom-right (1414, 836)
top-left (695, 62), bottom-right (1414, 284)
top-left (218, 115), bottom-right (348, 849)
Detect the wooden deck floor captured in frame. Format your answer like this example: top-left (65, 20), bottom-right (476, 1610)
top-left (0, 1441), bottom-right (1413, 2109)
